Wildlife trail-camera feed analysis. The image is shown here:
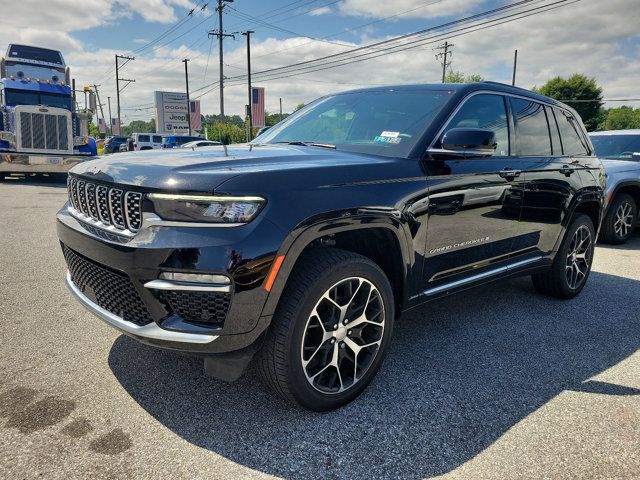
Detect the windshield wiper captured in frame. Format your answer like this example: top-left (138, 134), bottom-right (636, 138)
top-left (274, 141), bottom-right (336, 149)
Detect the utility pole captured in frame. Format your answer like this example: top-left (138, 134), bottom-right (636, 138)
top-left (242, 30), bottom-right (254, 142)
top-left (182, 58), bottom-right (192, 136)
top-left (209, 0), bottom-right (235, 122)
top-left (107, 96), bottom-right (113, 136)
top-left (279, 97), bottom-right (283, 122)
top-left (115, 54), bottom-right (135, 135)
top-left (93, 84), bottom-right (107, 137)
top-left (72, 79), bottom-right (76, 111)
top-left (512, 49), bottom-right (518, 86)
top-left (435, 41), bottom-right (453, 83)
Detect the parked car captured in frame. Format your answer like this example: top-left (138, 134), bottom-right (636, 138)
top-left (161, 135), bottom-right (204, 149)
top-left (589, 130), bottom-right (640, 244)
top-left (133, 133), bottom-right (165, 151)
top-left (181, 140), bottom-right (223, 148)
top-left (58, 82), bottom-right (604, 411)
top-left (102, 136), bottom-right (129, 154)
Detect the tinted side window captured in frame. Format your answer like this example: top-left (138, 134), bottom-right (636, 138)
top-left (138, 135), bottom-right (151, 142)
top-left (555, 109), bottom-right (590, 155)
top-left (510, 98), bottom-right (551, 156)
top-left (153, 136), bottom-right (163, 143)
top-left (446, 94), bottom-right (510, 156)
top-left (547, 107), bottom-right (562, 155)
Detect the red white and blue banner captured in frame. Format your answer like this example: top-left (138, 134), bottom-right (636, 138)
top-left (251, 87), bottom-right (265, 127)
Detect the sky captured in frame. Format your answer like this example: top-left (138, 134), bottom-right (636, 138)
top-left (1, 0), bottom-right (639, 125)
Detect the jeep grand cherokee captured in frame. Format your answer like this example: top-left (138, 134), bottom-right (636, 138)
top-left (57, 82), bottom-right (604, 411)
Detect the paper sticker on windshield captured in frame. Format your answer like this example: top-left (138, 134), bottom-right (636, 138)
top-left (380, 131), bottom-right (400, 138)
top-left (374, 135), bottom-right (401, 144)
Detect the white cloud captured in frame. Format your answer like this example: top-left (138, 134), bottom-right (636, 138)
top-left (309, 6), bottom-right (333, 16)
top-left (339, 0), bottom-right (489, 19)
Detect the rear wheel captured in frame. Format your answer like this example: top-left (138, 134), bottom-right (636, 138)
top-left (532, 213), bottom-right (595, 299)
top-left (257, 248), bottom-right (394, 411)
top-left (600, 193), bottom-right (637, 244)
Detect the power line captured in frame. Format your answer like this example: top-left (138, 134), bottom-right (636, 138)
top-left (193, 0), bottom-right (571, 98)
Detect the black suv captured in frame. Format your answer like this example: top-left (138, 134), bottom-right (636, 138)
top-left (103, 136), bottom-right (129, 154)
top-left (57, 83), bottom-right (604, 411)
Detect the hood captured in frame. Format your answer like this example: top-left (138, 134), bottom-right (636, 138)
top-left (601, 157), bottom-right (640, 174)
top-left (70, 143), bottom-right (402, 193)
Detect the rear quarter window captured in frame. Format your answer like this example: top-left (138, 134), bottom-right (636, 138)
top-left (555, 109), bottom-right (590, 156)
top-left (510, 98), bottom-right (552, 156)
top-left (153, 136), bottom-right (163, 143)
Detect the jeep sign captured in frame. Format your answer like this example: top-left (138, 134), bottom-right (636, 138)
top-left (154, 91), bottom-right (201, 135)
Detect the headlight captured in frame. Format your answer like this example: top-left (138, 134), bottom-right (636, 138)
top-left (0, 131), bottom-right (15, 145)
top-left (148, 193), bottom-right (266, 224)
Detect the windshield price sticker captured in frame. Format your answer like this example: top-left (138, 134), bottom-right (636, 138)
top-left (374, 131), bottom-right (402, 144)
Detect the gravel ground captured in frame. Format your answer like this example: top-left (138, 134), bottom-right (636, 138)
top-left (0, 176), bottom-right (639, 480)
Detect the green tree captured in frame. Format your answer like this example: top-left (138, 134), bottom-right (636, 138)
top-left (536, 74), bottom-right (603, 131)
top-left (294, 103), bottom-right (305, 112)
top-left (207, 122), bottom-right (246, 145)
top-left (444, 71), bottom-right (484, 83)
top-left (121, 119), bottom-right (155, 136)
top-left (599, 106), bottom-right (640, 130)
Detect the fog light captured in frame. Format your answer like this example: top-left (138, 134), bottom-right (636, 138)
top-left (159, 272), bottom-right (230, 285)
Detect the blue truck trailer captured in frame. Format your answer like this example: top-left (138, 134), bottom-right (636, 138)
top-left (0, 44), bottom-right (97, 175)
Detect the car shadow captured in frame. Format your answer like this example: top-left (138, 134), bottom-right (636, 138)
top-left (108, 271), bottom-right (640, 479)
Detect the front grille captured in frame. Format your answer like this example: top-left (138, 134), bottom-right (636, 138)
top-left (67, 176), bottom-right (143, 234)
top-left (157, 291), bottom-right (231, 326)
top-left (63, 245), bottom-right (153, 326)
top-left (18, 111), bottom-right (70, 152)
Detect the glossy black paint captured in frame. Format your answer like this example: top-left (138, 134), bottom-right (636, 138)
top-left (57, 82), bottom-right (604, 356)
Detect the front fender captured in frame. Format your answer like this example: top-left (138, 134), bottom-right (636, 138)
top-left (259, 208), bottom-right (414, 318)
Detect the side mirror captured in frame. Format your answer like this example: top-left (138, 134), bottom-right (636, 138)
top-left (428, 128), bottom-right (497, 159)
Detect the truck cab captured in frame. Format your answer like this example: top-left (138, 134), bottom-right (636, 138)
top-left (0, 44), bottom-right (96, 175)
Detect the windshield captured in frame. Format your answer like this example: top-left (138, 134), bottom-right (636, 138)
top-left (5, 89), bottom-right (71, 110)
top-left (255, 89), bottom-right (451, 158)
top-left (7, 45), bottom-right (64, 65)
top-left (590, 134), bottom-right (640, 160)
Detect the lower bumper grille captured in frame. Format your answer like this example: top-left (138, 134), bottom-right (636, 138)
top-left (157, 290), bottom-right (231, 326)
top-left (62, 245), bottom-right (154, 326)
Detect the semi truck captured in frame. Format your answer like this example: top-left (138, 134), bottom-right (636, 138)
top-left (0, 44), bottom-right (97, 176)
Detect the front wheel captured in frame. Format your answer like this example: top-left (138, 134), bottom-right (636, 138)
top-left (532, 213), bottom-right (595, 299)
top-left (257, 248), bottom-right (394, 411)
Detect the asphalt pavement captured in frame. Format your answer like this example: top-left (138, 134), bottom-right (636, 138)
top-left (0, 176), bottom-right (639, 479)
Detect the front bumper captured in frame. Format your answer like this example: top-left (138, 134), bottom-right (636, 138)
top-left (1, 152), bottom-right (94, 173)
top-left (57, 202), bottom-right (285, 354)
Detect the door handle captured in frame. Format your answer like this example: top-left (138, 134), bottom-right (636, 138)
top-left (560, 165), bottom-right (575, 176)
top-left (499, 168), bottom-right (521, 180)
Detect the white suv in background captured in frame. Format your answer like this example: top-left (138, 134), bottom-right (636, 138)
top-left (133, 133), bottom-right (165, 150)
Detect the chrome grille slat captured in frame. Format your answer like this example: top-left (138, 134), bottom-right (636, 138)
top-left (77, 181), bottom-right (87, 214)
top-left (125, 192), bottom-right (142, 231)
top-left (67, 177), bottom-right (142, 236)
top-left (109, 189), bottom-right (125, 229)
top-left (96, 186), bottom-right (110, 223)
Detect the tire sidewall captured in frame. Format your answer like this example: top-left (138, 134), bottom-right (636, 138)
top-left (283, 259), bottom-right (395, 411)
top-left (557, 214), bottom-right (596, 296)
top-left (607, 195), bottom-right (637, 243)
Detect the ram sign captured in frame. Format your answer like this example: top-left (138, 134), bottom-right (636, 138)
top-left (154, 91), bottom-right (201, 134)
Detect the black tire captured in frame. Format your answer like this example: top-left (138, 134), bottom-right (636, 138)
top-left (532, 213), bottom-right (595, 299)
top-left (600, 193), bottom-right (637, 244)
top-left (257, 248), bottom-right (395, 411)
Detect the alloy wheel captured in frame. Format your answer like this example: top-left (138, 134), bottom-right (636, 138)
top-left (565, 225), bottom-right (593, 290)
top-left (614, 202), bottom-right (634, 239)
top-left (300, 277), bottom-right (385, 394)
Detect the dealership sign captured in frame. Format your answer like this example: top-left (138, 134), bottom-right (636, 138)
top-left (154, 91), bottom-right (201, 134)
